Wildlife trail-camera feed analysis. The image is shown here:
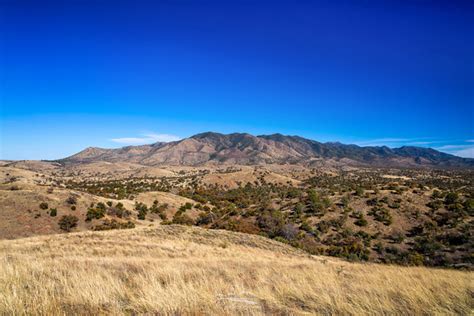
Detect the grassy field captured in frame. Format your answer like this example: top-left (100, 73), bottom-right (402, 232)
top-left (0, 225), bottom-right (472, 315)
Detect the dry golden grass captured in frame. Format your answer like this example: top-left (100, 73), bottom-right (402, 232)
top-left (0, 225), bottom-right (472, 315)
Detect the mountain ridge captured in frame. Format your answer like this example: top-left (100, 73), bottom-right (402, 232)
top-left (60, 132), bottom-right (474, 168)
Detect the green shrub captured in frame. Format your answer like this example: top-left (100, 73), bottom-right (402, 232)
top-left (444, 192), bottom-right (459, 205)
top-left (86, 207), bottom-right (105, 221)
top-left (172, 212), bottom-right (194, 225)
top-left (58, 215), bottom-right (79, 231)
top-left (368, 206), bottom-right (392, 226)
top-left (354, 217), bottom-right (368, 227)
top-left (49, 208), bottom-right (57, 217)
top-left (92, 219), bottom-right (135, 231)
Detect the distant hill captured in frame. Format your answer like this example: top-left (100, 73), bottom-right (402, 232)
top-left (60, 132), bottom-right (474, 168)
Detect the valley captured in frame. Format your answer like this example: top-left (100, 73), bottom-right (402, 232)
top-left (1, 148), bottom-right (472, 268)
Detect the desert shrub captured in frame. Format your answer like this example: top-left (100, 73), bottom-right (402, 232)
top-left (196, 212), bottom-right (217, 225)
top-left (464, 199), bottom-right (474, 215)
top-left (172, 212), bottom-right (194, 225)
top-left (96, 202), bottom-right (107, 212)
top-left (49, 208), bottom-right (57, 217)
top-left (66, 196), bottom-right (77, 205)
top-left (39, 202), bottom-right (49, 210)
top-left (368, 206), bottom-right (392, 225)
top-left (158, 212), bottom-right (167, 220)
top-left (444, 192), bottom-right (459, 205)
top-left (438, 232), bottom-right (469, 246)
top-left (354, 217), bottom-right (368, 227)
top-left (307, 189), bottom-right (331, 215)
top-left (297, 235), bottom-right (323, 255)
top-left (316, 220), bottom-right (330, 234)
top-left (279, 223), bottom-right (299, 241)
top-left (137, 210), bottom-right (146, 220)
top-left (327, 238), bottom-right (370, 261)
top-left (390, 231), bottom-right (405, 243)
top-left (58, 215), bottom-right (79, 231)
top-left (233, 220), bottom-right (260, 234)
top-left (86, 207), bottom-right (105, 221)
top-left (389, 201), bottom-right (401, 209)
top-left (366, 198), bottom-right (378, 206)
top-left (71, 205), bottom-right (76, 211)
top-left (427, 200), bottom-right (443, 210)
top-left (300, 220), bottom-right (314, 234)
top-left (92, 219), bottom-right (135, 231)
top-left (135, 202), bottom-right (148, 220)
top-left (257, 210), bottom-right (286, 238)
top-left (340, 196), bottom-right (350, 208)
top-left (414, 236), bottom-right (442, 256)
top-left (107, 206), bottom-right (131, 218)
top-left (431, 190), bottom-right (442, 199)
top-left (355, 187), bottom-right (364, 197)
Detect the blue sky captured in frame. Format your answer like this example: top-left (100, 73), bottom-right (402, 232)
top-left (1, 0), bottom-right (473, 160)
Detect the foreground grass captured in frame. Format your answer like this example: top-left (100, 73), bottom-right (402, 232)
top-left (0, 225), bottom-right (472, 315)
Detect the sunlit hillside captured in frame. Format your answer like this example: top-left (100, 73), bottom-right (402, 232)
top-left (1, 225), bottom-right (472, 315)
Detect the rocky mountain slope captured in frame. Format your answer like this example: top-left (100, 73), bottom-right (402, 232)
top-left (60, 132), bottom-right (473, 168)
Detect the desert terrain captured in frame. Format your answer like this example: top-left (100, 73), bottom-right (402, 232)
top-left (1, 225), bottom-right (472, 315)
top-left (1, 133), bottom-right (473, 314)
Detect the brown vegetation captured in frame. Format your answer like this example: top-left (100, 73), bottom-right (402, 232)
top-left (0, 225), bottom-right (472, 315)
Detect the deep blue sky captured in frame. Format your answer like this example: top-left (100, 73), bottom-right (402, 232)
top-left (1, 0), bottom-right (473, 159)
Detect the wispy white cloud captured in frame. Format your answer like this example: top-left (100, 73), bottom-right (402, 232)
top-left (405, 141), bottom-right (438, 146)
top-left (435, 144), bottom-right (472, 151)
top-left (466, 139), bottom-right (474, 143)
top-left (435, 144), bottom-right (474, 158)
top-left (110, 133), bottom-right (181, 145)
top-left (451, 147), bottom-right (474, 158)
top-left (355, 138), bottom-right (412, 147)
top-left (355, 137), bottom-right (450, 148)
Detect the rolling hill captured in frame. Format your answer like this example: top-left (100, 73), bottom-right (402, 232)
top-left (1, 225), bottom-right (471, 315)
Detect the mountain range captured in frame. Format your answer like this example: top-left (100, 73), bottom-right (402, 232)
top-left (60, 132), bottom-right (473, 168)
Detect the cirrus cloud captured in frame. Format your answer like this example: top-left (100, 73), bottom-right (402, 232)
top-left (435, 144), bottom-right (474, 158)
top-left (110, 133), bottom-right (181, 145)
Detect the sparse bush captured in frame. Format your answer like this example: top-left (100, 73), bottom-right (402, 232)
top-left (368, 206), bottom-right (392, 226)
top-left (39, 202), bottom-right (49, 210)
top-left (58, 215), bottom-right (79, 231)
top-left (354, 217), bottom-right (368, 227)
top-left (172, 212), bottom-right (194, 225)
top-left (444, 192), bottom-right (459, 205)
top-left (92, 219), bottom-right (135, 231)
top-left (66, 196), bottom-right (77, 205)
top-left (86, 207), bottom-right (105, 221)
top-left (49, 208), bottom-right (57, 217)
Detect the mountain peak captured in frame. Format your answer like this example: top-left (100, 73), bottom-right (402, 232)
top-left (60, 132), bottom-right (474, 168)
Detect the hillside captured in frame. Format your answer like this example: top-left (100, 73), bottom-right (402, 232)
top-left (0, 166), bottom-right (197, 239)
top-left (60, 132), bottom-right (474, 168)
top-left (1, 225), bottom-right (472, 315)
top-left (2, 161), bottom-right (473, 268)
